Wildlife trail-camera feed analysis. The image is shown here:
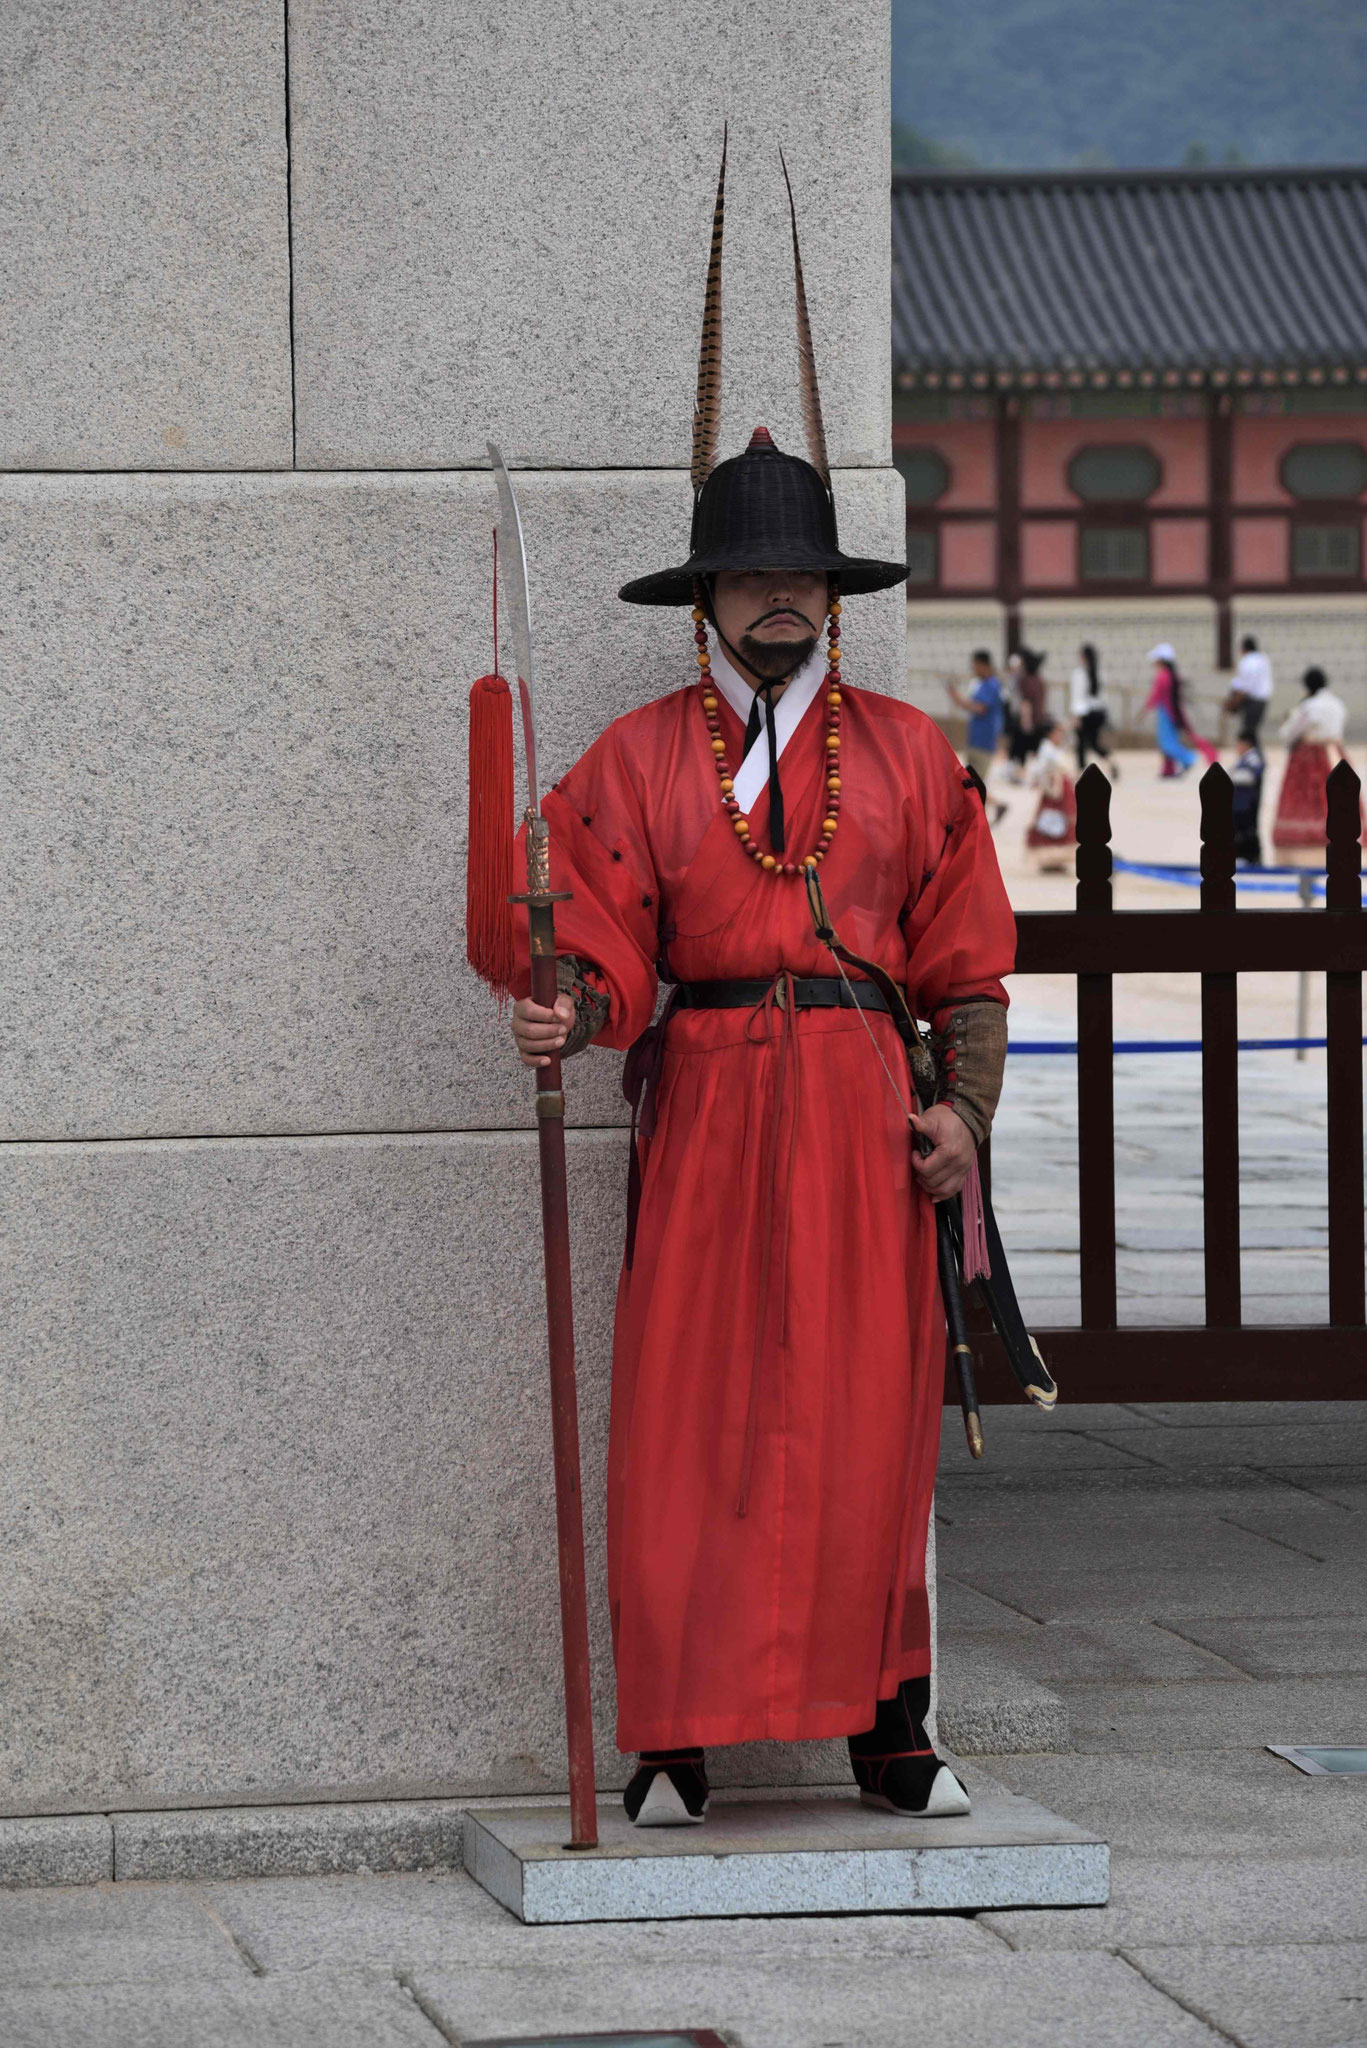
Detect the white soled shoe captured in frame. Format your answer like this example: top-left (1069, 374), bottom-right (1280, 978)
top-left (623, 1751), bottom-right (710, 1826)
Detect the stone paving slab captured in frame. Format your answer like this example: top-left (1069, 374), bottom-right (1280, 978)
top-left (1125, 1940), bottom-right (1367, 2048)
top-left (1059, 1673), bottom-right (1367, 1753)
top-left (975, 1750), bottom-right (1367, 1860)
top-left (462, 1793), bottom-right (1107, 1923)
top-left (0, 1882), bottom-right (248, 1988)
top-left (0, 1969), bottom-right (442, 2048)
top-left (936, 1465), bottom-right (1324, 1505)
top-left (0, 1814), bottom-right (112, 1889)
top-left (947, 1559), bottom-right (1362, 1623)
top-left (1219, 1507), bottom-right (1367, 1565)
top-left (1086, 1424), bottom-right (1367, 1471)
top-left (1267, 1468), bottom-right (1367, 1510)
top-left (409, 1951), bottom-right (1225, 2048)
top-left (113, 1800), bottom-right (465, 1883)
top-left (937, 1430), bottom-right (1164, 1475)
top-left (982, 1853), bottom-right (1367, 1950)
top-left (202, 1869), bottom-right (1003, 1971)
top-left (941, 1620), bottom-right (1239, 1688)
top-left (937, 1576), bottom-right (1042, 1635)
top-left (1168, 1613), bottom-right (1367, 1678)
top-left (936, 1513), bottom-right (1299, 1576)
top-left (1130, 1403), bottom-right (1367, 1430)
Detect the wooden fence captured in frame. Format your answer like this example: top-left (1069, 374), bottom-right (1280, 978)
top-left (971, 759), bottom-right (1367, 1402)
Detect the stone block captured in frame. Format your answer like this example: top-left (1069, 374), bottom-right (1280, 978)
top-left (0, 1814), bottom-right (111, 1889)
top-left (1125, 1940), bottom-right (1367, 2048)
top-left (0, 1883), bottom-right (246, 1988)
top-left (936, 1650), bottom-right (1069, 1756)
top-left (0, 1128), bottom-right (633, 1814)
top-left (941, 1559), bottom-right (1361, 1625)
top-left (203, 1867), bottom-right (1002, 1971)
top-left (462, 1789), bottom-right (1107, 1923)
top-left (1088, 1422), bottom-right (1367, 1470)
top-left (289, 3), bottom-right (889, 468)
top-left (0, 2), bottom-right (290, 469)
top-left (411, 1952), bottom-right (1216, 2048)
top-left (112, 1799), bottom-right (465, 1882)
top-left (0, 467), bottom-right (904, 1142)
top-left (0, 1973), bottom-right (443, 2048)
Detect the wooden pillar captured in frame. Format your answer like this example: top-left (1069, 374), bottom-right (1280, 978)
top-left (1208, 389), bottom-right (1234, 671)
top-left (996, 395), bottom-right (1022, 654)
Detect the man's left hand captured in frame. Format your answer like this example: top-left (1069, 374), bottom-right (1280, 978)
top-left (910, 1103), bottom-right (976, 1201)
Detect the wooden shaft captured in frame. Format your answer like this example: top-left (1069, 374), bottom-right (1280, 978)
top-left (527, 898), bottom-right (598, 1849)
top-left (1325, 763), bottom-right (1365, 1327)
top-left (1199, 769), bottom-right (1241, 1329)
top-left (1075, 768), bottom-right (1118, 1332)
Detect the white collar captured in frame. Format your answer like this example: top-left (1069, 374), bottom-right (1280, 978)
top-left (707, 641), bottom-right (827, 814)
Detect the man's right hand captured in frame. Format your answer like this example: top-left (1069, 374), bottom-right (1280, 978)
top-left (511, 993), bottom-right (575, 1068)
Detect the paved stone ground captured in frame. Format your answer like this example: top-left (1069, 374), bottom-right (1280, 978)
top-left (2, 1401), bottom-right (1360, 2046)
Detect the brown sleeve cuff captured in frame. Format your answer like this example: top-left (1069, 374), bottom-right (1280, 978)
top-left (932, 997), bottom-right (1008, 1147)
top-left (556, 955), bottom-right (611, 1058)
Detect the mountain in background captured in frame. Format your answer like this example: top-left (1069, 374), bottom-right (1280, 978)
top-left (892, 0), bottom-right (1367, 169)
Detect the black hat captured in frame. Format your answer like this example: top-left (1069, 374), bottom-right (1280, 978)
top-left (619, 427), bottom-right (909, 605)
top-left (619, 136), bottom-right (907, 608)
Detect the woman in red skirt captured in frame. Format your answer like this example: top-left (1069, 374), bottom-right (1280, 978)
top-left (1273, 666), bottom-right (1350, 857)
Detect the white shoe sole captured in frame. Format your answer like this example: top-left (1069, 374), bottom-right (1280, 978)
top-left (860, 1766), bottom-right (972, 1818)
top-left (631, 1773), bottom-right (707, 1827)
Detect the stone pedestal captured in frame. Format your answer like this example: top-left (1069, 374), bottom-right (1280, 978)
top-left (463, 1777), bottom-right (1108, 1924)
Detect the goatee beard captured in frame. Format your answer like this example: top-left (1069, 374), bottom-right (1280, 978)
top-left (737, 631), bottom-right (817, 682)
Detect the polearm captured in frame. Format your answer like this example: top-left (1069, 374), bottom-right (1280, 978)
top-left (489, 444), bottom-right (599, 1850)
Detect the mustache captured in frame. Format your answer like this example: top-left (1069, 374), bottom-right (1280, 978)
top-left (748, 607), bottom-right (816, 630)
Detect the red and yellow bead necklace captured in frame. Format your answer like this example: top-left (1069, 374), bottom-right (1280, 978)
top-left (693, 597), bottom-right (843, 877)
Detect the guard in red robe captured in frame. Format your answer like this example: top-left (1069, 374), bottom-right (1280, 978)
top-left (509, 150), bottom-right (1014, 1827)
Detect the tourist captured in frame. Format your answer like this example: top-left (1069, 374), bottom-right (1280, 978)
top-left (1230, 733), bottom-right (1266, 866)
top-left (946, 649), bottom-right (1008, 823)
top-left (505, 155), bottom-right (1014, 1830)
top-left (1025, 716), bottom-right (1078, 872)
top-left (1146, 643), bottom-right (1217, 777)
top-left (1069, 641), bottom-right (1117, 777)
top-left (1273, 666), bottom-right (1351, 857)
top-left (1227, 633), bottom-right (1274, 744)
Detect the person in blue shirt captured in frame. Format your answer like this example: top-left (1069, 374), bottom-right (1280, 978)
top-left (948, 649), bottom-right (1008, 824)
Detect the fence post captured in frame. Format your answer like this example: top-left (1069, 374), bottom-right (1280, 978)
top-left (1325, 762), bottom-right (1365, 1329)
top-left (1200, 765), bottom-right (1241, 1327)
top-left (1075, 766), bottom-right (1117, 1331)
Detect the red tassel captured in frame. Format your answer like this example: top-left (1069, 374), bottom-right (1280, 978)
top-left (466, 672), bottom-right (517, 1001)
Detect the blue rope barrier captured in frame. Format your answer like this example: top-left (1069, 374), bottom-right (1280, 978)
top-left (1010, 1036), bottom-right (1361, 1056)
top-left (1113, 856), bottom-right (1325, 896)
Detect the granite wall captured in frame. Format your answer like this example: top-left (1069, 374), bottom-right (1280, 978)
top-left (0, 0), bottom-right (905, 1814)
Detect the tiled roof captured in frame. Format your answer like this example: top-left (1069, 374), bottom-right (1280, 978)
top-left (890, 165), bottom-right (1367, 387)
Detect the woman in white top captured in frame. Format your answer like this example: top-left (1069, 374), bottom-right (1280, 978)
top-left (1273, 666), bottom-right (1351, 856)
top-left (1068, 642), bottom-right (1116, 777)
top-left (1025, 717), bottom-right (1078, 871)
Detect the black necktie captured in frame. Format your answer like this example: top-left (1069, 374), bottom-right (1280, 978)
top-left (742, 684), bottom-right (785, 853)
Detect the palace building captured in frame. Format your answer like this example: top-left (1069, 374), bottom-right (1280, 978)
top-left (892, 164), bottom-right (1367, 725)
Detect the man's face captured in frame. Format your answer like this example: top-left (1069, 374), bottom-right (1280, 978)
top-left (972, 657), bottom-right (991, 677)
top-left (710, 569), bottom-right (829, 683)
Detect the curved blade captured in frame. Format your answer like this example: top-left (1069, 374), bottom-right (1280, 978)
top-left (488, 442), bottom-right (539, 811)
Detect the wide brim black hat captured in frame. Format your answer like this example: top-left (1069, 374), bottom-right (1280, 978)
top-left (619, 431), bottom-right (908, 606)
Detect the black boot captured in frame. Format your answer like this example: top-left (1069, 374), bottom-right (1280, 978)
top-left (847, 1677), bottom-right (970, 1817)
top-left (623, 1747), bottom-right (709, 1827)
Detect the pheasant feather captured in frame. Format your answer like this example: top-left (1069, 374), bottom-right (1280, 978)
top-left (780, 148), bottom-right (830, 490)
top-left (691, 128), bottom-right (727, 495)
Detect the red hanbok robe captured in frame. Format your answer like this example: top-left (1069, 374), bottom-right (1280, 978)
top-left (517, 675), bottom-right (1014, 1753)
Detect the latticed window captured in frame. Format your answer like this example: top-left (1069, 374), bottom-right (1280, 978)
top-left (904, 528), bottom-right (938, 585)
top-left (1079, 526), bottom-right (1149, 581)
top-left (1291, 523), bottom-right (1362, 578)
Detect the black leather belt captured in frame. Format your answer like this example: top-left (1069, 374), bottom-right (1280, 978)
top-left (674, 976), bottom-right (891, 1014)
